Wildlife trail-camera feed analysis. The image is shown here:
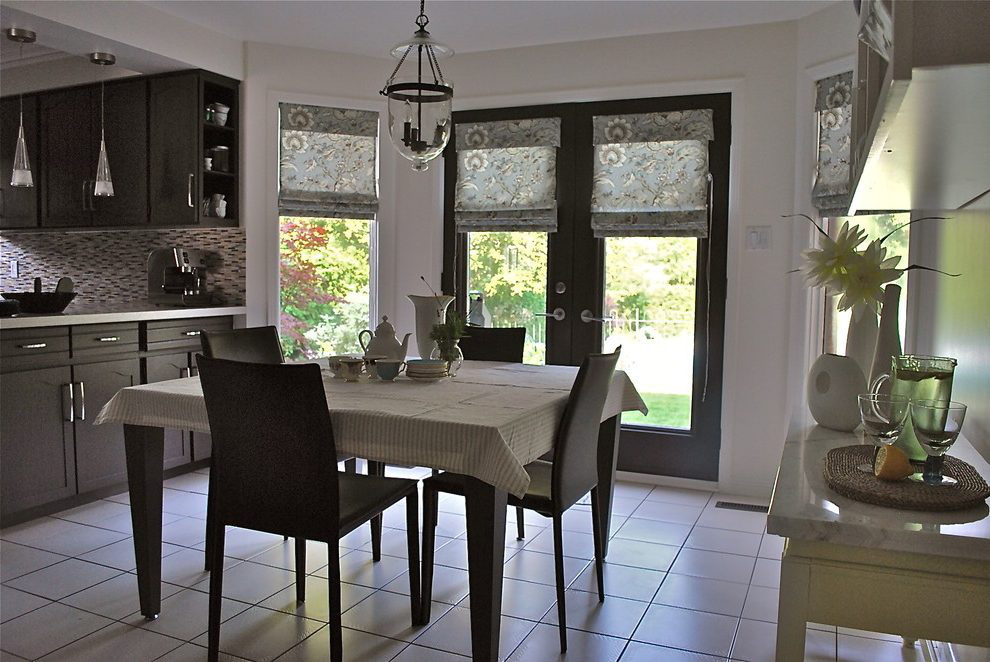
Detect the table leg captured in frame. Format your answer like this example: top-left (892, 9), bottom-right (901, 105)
top-left (596, 415), bottom-right (621, 556)
top-left (775, 546), bottom-right (809, 661)
top-left (463, 477), bottom-right (507, 662)
top-left (124, 424), bottom-right (165, 619)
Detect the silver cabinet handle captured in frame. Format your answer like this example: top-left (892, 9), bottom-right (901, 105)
top-left (187, 173), bottom-right (195, 208)
top-left (534, 308), bottom-right (566, 322)
top-left (179, 367), bottom-right (191, 378)
top-left (97, 336), bottom-right (119, 343)
top-left (63, 383), bottom-right (75, 423)
top-left (580, 310), bottom-right (616, 324)
top-left (77, 381), bottom-right (86, 421)
top-left (182, 330), bottom-right (201, 337)
top-left (18, 342), bottom-right (48, 349)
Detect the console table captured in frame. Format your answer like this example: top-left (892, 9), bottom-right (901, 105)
top-left (767, 424), bottom-right (990, 661)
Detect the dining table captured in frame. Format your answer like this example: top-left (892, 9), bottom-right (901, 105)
top-left (95, 359), bottom-right (647, 661)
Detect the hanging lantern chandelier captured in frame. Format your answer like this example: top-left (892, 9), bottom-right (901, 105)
top-left (6, 28), bottom-right (37, 188)
top-left (380, 0), bottom-right (453, 172)
top-left (89, 51), bottom-right (116, 197)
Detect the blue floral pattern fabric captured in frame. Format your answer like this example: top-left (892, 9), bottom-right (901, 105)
top-left (278, 103), bottom-right (379, 220)
top-left (454, 119), bottom-right (560, 233)
top-left (591, 110), bottom-right (714, 238)
top-left (812, 72), bottom-right (853, 218)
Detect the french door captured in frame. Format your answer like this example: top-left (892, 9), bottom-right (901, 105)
top-left (442, 94), bottom-right (730, 480)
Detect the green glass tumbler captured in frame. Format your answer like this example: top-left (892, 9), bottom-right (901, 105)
top-left (872, 355), bottom-right (956, 462)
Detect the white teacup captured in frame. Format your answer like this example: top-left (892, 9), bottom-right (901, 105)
top-left (337, 358), bottom-right (365, 382)
top-left (375, 359), bottom-right (406, 382)
top-left (327, 355), bottom-right (359, 379)
top-left (362, 355), bottom-right (388, 380)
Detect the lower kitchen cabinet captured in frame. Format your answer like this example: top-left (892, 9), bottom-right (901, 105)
top-left (73, 358), bottom-right (141, 493)
top-left (0, 366), bottom-right (76, 518)
top-left (145, 353), bottom-right (194, 469)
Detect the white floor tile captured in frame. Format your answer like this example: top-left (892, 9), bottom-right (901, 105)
top-left (731, 618), bottom-right (836, 661)
top-left (685, 526), bottom-right (762, 556)
top-left (620, 640), bottom-right (723, 661)
top-left (523, 527), bottom-right (598, 560)
top-left (502, 549), bottom-right (589, 587)
top-left (509, 623), bottom-right (626, 662)
top-left (612, 482), bottom-right (655, 500)
top-left (161, 517), bottom-right (208, 547)
top-left (644, 486), bottom-right (713, 507)
top-left (837, 633), bottom-right (925, 661)
top-left (277, 625), bottom-right (407, 662)
top-left (163, 473), bottom-right (211, 494)
top-left (78, 538), bottom-right (183, 572)
top-left (605, 537), bottom-right (679, 572)
top-left (0, 603), bottom-right (113, 660)
top-left (695, 507), bottom-right (767, 534)
top-left (758, 533), bottom-right (786, 559)
top-left (1, 518), bottom-right (128, 556)
top-left (386, 563), bottom-right (470, 606)
top-left (633, 604), bottom-right (738, 658)
top-left (392, 644), bottom-right (469, 661)
top-left (339, 590), bottom-right (444, 642)
top-left (615, 517), bottom-right (692, 547)
top-left (62, 573), bottom-right (182, 620)
top-left (158, 548), bottom-right (239, 589)
top-left (191, 605), bottom-right (324, 660)
top-left (630, 501), bottom-right (704, 526)
top-left (542, 589), bottom-right (649, 639)
top-left (260, 576), bottom-right (375, 621)
top-left (414, 605), bottom-right (534, 660)
top-left (192, 560), bottom-right (296, 604)
top-left (317, 549), bottom-right (412, 589)
top-left (741, 585), bottom-right (779, 623)
top-left (53, 500), bottom-right (134, 527)
top-left (162, 489), bottom-right (209, 518)
top-left (35, 621), bottom-right (183, 662)
top-left (152, 642), bottom-right (251, 661)
top-left (135, 587), bottom-right (250, 641)
top-left (5, 558), bottom-right (121, 600)
top-left (570, 562), bottom-right (664, 603)
top-left (0, 540), bottom-right (67, 582)
top-left (461, 577), bottom-right (559, 621)
top-left (669, 547), bottom-right (756, 584)
top-left (750, 557), bottom-right (781, 589)
top-left (0, 585), bottom-right (50, 623)
top-left (214, 527), bottom-right (286, 561)
top-left (653, 573), bottom-right (749, 616)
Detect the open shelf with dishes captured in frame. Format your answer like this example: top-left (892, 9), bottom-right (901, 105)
top-left (199, 75), bottom-right (239, 225)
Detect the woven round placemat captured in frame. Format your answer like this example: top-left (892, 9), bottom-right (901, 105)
top-left (823, 445), bottom-right (990, 511)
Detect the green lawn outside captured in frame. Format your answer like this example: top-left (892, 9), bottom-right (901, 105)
top-left (622, 392), bottom-right (691, 429)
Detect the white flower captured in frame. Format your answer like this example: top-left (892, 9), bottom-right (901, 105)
top-left (604, 118), bottom-right (633, 142)
top-left (463, 126), bottom-right (489, 148)
top-left (281, 131), bottom-right (309, 152)
top-left (599, 145), bottom-right (627, 166)
top-left (826, 81), bottom-right (852, 108)
top-left (287, 107), bottom-right (314, 130)
top-left (835, 239), bottom-right (901, 311)
top-left (801, 220), bottom-right (868, 291)
top-left (463, 151), bottom-right (489, 172)
top-left (820, 108), bottom-right (844, 130)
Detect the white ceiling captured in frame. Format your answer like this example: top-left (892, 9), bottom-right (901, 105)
top-left (0, 36), bottom-right (65, 67)
top-left (143, 0), bottom-right (836, 58)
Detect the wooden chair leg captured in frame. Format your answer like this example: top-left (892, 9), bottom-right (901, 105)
top-left (295, 538), bottom-right (306, 603)
top-left (590, 487), bottom-right (606, 602)
top-left (326, 543), bottom-right (343, 662)
top-left (207, 522), bottom-right (225, 662)
top-left (405, 493), bottom-right (422, 625)
top-left (515, 506), bottom-right (526, 540)
top-left (552, 513), bottom-right (567, 653)
top-left (421, 486), bottom-right (439, 624)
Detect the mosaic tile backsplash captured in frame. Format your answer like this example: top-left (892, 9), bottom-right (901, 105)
top-left (0, 228), bottom-right (245, 306)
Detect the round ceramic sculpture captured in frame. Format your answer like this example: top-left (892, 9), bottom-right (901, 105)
top-left (807, 353), bottom-right (866, 431)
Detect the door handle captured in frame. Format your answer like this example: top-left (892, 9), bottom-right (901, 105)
top-left (534, 307), bottom-right (566, 322)
top-left (97, 336), bottom-right (119, 343)
top-left (63, 383), bottom-right (75, 423)
top-left (580, 310), bottom-right (616, 324)
top-left (182, 330), bottom-right (201, 337)
top-left (187, 173), bottom-right (195, 208)
top-left (76, 381), bottom-right (86, 421)
top-left (17, 342), bottom-right (48, 349)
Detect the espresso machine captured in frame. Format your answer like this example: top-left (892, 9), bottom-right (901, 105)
top-left (147, 248), bottom-right (214, 306)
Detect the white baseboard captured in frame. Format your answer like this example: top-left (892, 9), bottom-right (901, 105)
top-left (615, 470), bottom-right (720, 493)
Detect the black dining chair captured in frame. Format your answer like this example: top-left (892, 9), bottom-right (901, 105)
top-left (197, 356), bottom-right (421, 662)
top-left (199, 326), bottom-right (363, 577)
top-left (420, 348), bottom-right (620, 653)
top-left (458, 325), bottom-right (529, 539)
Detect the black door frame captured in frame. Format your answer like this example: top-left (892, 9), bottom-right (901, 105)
top-left (442, 93), bottom-right (730, 481)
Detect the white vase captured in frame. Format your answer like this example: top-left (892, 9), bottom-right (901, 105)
top-left (868, 284), bottom-right (902, 393)
top-left (845, 302), bottom-right (878, 384)
top-left (408, 294), bottom-right (454, 359)
top-left (807, 353), bottom-right (866, 431)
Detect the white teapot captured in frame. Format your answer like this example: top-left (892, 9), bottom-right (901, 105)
top-left (358, 316), bottom-right (411, 362)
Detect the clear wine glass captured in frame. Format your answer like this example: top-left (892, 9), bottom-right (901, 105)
top-left (909, 400), bottom-right (967, 485)
top-left (857, 393), bottom-right (910, 473)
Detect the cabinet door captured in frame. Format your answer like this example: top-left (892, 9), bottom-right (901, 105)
top-left (1, 96), bottom-right (39, 228)
top-left (145, 353), bottom-right (193, 469)
top-left (73, 358), bottom-right (140, 492)
top-left (0, 366), bottom-right (75, 520)
top-left (92, 79), bottom-right (149, 226)
top-left (149, 74), bottom-right (199, 226)
top-left (39, 87), bottom-right (94, 227)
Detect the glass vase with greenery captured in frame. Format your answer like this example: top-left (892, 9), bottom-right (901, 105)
top-left (429, 310), bottom-right (467, 376)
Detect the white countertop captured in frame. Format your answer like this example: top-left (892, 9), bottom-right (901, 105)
top-left (767, 424), bottom-right (990, 562)
top-left (0, 301), bottom-right (247, 329)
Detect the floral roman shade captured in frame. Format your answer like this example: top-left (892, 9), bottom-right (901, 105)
top-left (812, 72), bottom-right (853, 218)
top-left (453, 118), bottom-right (560, 233)
top-left (591, 109), bottom-right (714, 238)
top-left (278, 103), bottom-right (379, 220)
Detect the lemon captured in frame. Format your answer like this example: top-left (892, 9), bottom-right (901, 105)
top-left (874, 445), bottom-right (913, 481)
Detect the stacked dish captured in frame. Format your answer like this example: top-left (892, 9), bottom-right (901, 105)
top-left (405, 359), bottom-right (448, 382)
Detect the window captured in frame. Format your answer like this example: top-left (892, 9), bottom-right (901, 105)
top-left (277, 103), bottom-right (378, 360)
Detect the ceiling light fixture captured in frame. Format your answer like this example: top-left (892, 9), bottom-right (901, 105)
top-left (89, 51), bottom-right (116, 197)
top-left (380, 0), bottom-right (453, 172)
top-left (6, 28), bottom-right (37, 187)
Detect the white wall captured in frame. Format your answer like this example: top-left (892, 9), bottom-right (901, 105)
top-left (243, 9), bottom-right (862, 497)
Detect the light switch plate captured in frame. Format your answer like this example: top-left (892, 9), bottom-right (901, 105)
top-left (746, 225), bottom-right (772, 251)
top-left (8, 260), bottom-right (18, 278)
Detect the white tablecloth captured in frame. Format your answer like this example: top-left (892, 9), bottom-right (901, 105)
top-left (95, 361), bottom-right (647, 497)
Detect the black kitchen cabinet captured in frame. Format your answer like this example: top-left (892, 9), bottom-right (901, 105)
top-left (39, 86), bottom-right (94, 227)
top-left (0, 95), bottom-right (39, 229)
top-left (0, 366), bottom-right (76, 519)
top-left (145, 352), bottom-right (193, 469)
top-left (149, 73), bottom-right (200, 226)
top-left (73, 358), bottom-right (141, 492)
top-left (92, 79), bottom-right (148, 226)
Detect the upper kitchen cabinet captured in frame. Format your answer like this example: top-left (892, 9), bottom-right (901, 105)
top-left (149, 73), bottom-right (200, 226)
top-left (38, 79), bottom-right (148, 227)
top-left (850, 0), bottom-right (990, 213)
top-left (0, 95), bottom-right (39, 229)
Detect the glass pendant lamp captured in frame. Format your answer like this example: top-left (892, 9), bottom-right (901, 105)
top-left (380, 0), bottom-right (454, 171)
top-left (6, 28), bottom-right (37, 187)
top-left (90, 52), bottom-right (116, 197)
